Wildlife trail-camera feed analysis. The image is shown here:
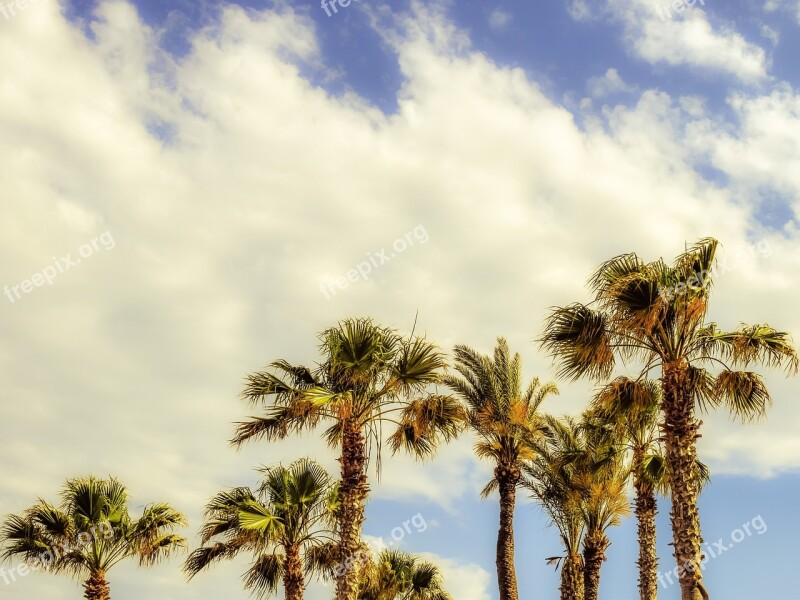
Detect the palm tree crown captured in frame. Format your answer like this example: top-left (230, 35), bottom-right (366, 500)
top-left (0, 476), bottom-right (187, 600)
top-left (360, 549), bottom-right (452, 600)
top-left (184, 458), bottom-right (338, 600)
top-left (232, 317), bottom-right (462, 457)
top-left (443, 337), bottom-right (558, 600)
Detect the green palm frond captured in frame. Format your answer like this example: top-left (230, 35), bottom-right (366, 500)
top-left (184, 541), bottom-right (242, 578)
top-left (696, 324), bottom-right (799, 373)
top-left (244, 552), bottom-right (284, 596)
top-left (708, 370), bottom-right (773, 421)
top-left (1, 476), bottom-right (186, 580)
top-left (388, 395), bottom-right (465, 458)
top-left (237, 502), bottom-right (282, 536)
top-left (304, 541), bottom-right (340, 578)
top-left (589, 253), bottom-right (646, 299)
top-left (186, 459), bottom-right (336, 593)
top-left (235, 318), bottom-right (453, 484)
top-left (540, 304), bottom-right (614, 380)
top-left (393, 338), bottom-right (447, 392)
top-left (359, 549), bottom-right (451, 600)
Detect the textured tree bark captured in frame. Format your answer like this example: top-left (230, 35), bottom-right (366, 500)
top-left (633, 464), bottom-right (659, 600)
top-left (661, 362), bottom-right (708, 600)
top-left (582, 531), bottom-right (609, 600)
top-left (83, 570), bottom-right (111, 600)
top-left (560, 554), bottom-right (585, 600)
top-left (335, 420), bottom-right (369, 600)
top-left (495, 465), bottom-right (520, 600)
top-left (283, 542), bottom-right (305, 600)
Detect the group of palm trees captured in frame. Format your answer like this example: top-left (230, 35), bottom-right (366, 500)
top-left (1, 238), bottom-right (796, 600)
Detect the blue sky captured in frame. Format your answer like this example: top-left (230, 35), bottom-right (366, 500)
top-left (1, 0), bottom-right (800, 599)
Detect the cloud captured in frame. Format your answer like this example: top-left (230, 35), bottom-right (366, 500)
top-left (420, 553), bottom-right (493, 600)
top-left (760, 24), bottom-right (780, 45)
top-left (587, 67), bottom-right (638, 98)
top-left (763, 0), bottom-right (800, 23)
top-left (570, 0), bottom-right (771, 83)
top-left (488, 8), bottom-right (511, 32)
top-left (1, 0), bottom-right (800, 597)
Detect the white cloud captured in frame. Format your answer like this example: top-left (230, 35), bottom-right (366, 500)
top-left (420, 553), bottom-right (493, 600)
top-left (760, 24), bottom-right (780, 45)
top-left (572, 0), bottom-right (771, 83)
top-left (587, 67), bottom-right (637, 98)
top-left (762, 0), bottom-right (800, 23)
top-left (566, 0), bottom-right (594, 21)
top-left (488, 8), bottom-right (512, 32)
top-left (1, 1), bottom-right (800, 597)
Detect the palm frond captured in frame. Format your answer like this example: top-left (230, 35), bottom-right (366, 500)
top-left (540, 304), bottom-right (614, 380)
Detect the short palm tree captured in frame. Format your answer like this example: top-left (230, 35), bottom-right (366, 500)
top-left (359, 549), bottom-right (452, 600)
top-left (524, 415), bottom-right (586, 600)
top-left (592, 377), bottom-right (665, 600)
top-left (578, 411), bottom-right (630, 600)
top-left (540, 238), bottom-right (798, 600)
top-left (443, 337), bottom-right (558, 600)
top-left (592, 377), bottom-right (710, 600)
top-left (232, 318), bottom-right (463, 600)
top-left (0, 476), bottom-right (187, 600)
top-left (184, 458), bottom-right (338, 600)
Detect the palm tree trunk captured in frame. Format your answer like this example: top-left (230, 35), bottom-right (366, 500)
top-left (582, 531), bottom-right (609, 600)
top-left (633, 468), bottom-right (659, 600)
top-left (83, 570), bottom-right (111, 600)
top-left (335, 420), bottom-right (369, 600)
top-left (495, 468), bottom-right (520, 600)
top-left (283, 542), bottom-right (305, 600)
top-left (661, 362), bottom-right (708, 600)
top-left (560, 554), bottom-right (585, 600)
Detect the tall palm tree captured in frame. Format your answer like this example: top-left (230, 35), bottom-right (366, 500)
top-left (359, 549), bottom-right (452, 600)
top-left (540, 238), bottom-right (798, 600)
top-left (232, 318), bottom-right (463, 600)
top-left (0, 476), bottom-right (187, 600)
top-left (524, 416), bottom-right (586, 600)
top-left (185, 458), bottom-right (338, 600)
top-left (443, 337), bottom-right (558, 600)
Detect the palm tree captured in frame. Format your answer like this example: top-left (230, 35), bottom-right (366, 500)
top-left (592, 377), bottom-right (665, 600)
top-left (540, 238), bottom-right (798, 600)
top-left (232, 318), bottom-right (464, 600)
top-left (524, 415), bottom-right (586, 600)
top-left (185, 458), bottom-right (338, 600)
top-left (359, 549), bottom-right (452, 600)
top-left (578, 411), bottom-right (630, 600)
top-left (443, 337), bottom-right (558, 600)
top-left (592, 377), bottom-right (711, 600)
top-left (0, 476), bottom-right (187, 600)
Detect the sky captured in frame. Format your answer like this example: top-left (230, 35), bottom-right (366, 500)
top-left (1, 0), bottom-right (799, 598)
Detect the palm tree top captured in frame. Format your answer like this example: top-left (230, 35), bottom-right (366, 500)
top-left (539, 238), bottom-right (798, 420)
top-left (360, 549), bottom-right (452, 600)
top-left (1, 475), bottom-right (187, 578)
top-left (232, 317), bottom-right (463, 465)
top-left (185, 458), bottom-right (338, 597)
